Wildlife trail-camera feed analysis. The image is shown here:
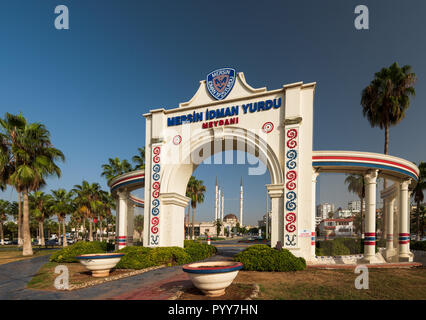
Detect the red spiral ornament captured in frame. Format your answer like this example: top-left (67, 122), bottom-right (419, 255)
top-left (286, 129), bottom-right (298, 149)
top-left (285, 212), bottom-right (296, 233)
top-left (153, 155), bottom-right (160, 163)
top-left (286, 171), bottom-right (297, 190)
top-left (152, 182), bottom-right (160, 190)
top-left (152, 189), bottom-right (160, 198)
top-left (286, 223), bottom-right (296, 233)
top-left (151, 217), bottom-right (159, 234)
top-left (153, 147), bottom-right (161, 155)
top-left (286, 212), bottom-right (296, 223)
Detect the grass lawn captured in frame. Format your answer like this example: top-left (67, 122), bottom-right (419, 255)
top-left (233, 267), bottom-right (426, 300)
top-left (0, 247), bottom-right (60, 265)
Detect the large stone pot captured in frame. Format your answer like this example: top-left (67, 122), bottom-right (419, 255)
top-left (182, 261), bottom-right (243, 297)
top-left (76, 253), bottom-right (124, 277)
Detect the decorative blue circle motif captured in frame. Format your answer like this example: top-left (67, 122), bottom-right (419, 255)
top-left (152, 199), bottom-right (160, 207)
top-left (153, 164), bottom-right (161, 173)
top-left (153, 173), bottom-right (160, 181)
top-left (152, 207), bottom-right (159, 216)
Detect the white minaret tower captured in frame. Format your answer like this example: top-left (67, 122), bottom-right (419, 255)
top-left (218, 186), bottom-right (221, 221)
top-left (214, 177), bottom-right (218, 221)
top-left (221, 189), bottom-right (224, 221)
top-left (240, 177), bottom-right (243, 227)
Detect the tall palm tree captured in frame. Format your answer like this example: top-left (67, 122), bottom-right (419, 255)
top-left (0, 113), bottom-right (64, 255)
top-left (51, 189), bottom-right (73, 247)
top-left (72, 181), bottom-right (103, 241)
top-left (29, 191), bottom-right (53, 246)
top-left (186, 176), bottom-right (206, 240)
top-left (345, 174), bottom-right (365, 236)
top-left (361, 62), bottom-right (416, 155)
top-left (361, 63), bottom-right (417, 238)
top-left (0, 199), bottom-right (9, 245)
top-left (101, 157), bottom-right (133, 183)
top-left (412, 162), bottom-right (426, 240)
top-left (132, 147), bottom-right (145, 170)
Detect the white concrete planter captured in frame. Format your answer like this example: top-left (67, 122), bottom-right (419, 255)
top-left (182, 261), bottom-right (243, 297)
top-left (76, 253), bottom-right (125, 277)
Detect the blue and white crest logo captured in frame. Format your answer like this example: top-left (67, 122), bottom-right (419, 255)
top-left (206, 68), bottom-right (236, 100)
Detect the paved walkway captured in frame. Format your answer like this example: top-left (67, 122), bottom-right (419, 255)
top-left (0, 243), bottom-right (246, 300)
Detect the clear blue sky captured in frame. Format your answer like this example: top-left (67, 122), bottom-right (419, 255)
top-left (1, 0), bottom-right (425, 225)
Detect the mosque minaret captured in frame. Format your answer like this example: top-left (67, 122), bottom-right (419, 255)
top-left (214, 178), bottom-right (243, 226)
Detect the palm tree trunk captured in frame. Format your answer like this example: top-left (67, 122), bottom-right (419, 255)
top-left (99, 219), bottom-right (103, 242)
top-left (57, 218), bottom-right (61, 245)
top-left (0, 222), bottom-right (4, 245)
top-left (89, 220), bottom-right (93, 241)
top-left (191, 206), bottom-right (195, 240)
top-left (417, 200), bottom-right (421, 241)
top-left (360, 197), bottom-right (364, 238)
top-left (18, 191), bottom-right (22, 246)
top-left (40, 221), bottom-right (45, 246)
top-left (186, 205), bottom-right (190, 239)
top-left (62, 219), bottom-right (67, 247)
top-left (22, 190), bottom-right (33, 256)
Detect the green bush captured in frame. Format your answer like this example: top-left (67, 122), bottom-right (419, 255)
top-left (49, 241), bottom-right (110, 263)
top-left (115, 242), bottom-right (217, 269)
top-left (184, 241), bottom-right (217, 261)
top-left (411, 240), bottom-right (426, 251)
top-left (234, 244), bottom-right (306, 272)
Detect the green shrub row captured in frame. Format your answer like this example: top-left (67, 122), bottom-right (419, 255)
top-left (49, 241), bottom-right (114, 263)
top-left (115, 240), bottom-right (217, 269)
top-left (411, 240), bottom-right (426, 251)
top-left (234, 244), bottom-right (306, 272)
top-left (315, 237), bottom-right (388, 256)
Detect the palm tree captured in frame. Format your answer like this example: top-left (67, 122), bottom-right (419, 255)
top-left (134, 215), bottom-right (144, 242)
top-left (412, 162), bottom-right (426, 240)
top-left (72, 181), bottom-right (103, 241)
top-left (51, 189), bottom-right (73, 247)
top-left (345, 174), bottom-right (365, 236)
top-left (0, 199), bottom-right (9, 245)
top-left (29, 191), bottom-right (52, 245)
top-left (186, 176), bottom-right (206, 240)
top-left (214, 218), bottom-right (223, 237)
top-left (101, 157), bottom-right (133, 183)
top-left (132, 147), bottom-right (145, 170)
top-left (361, 63), bottom-right (417, 237)
top-left (361, 62), bottom-right (416, 155)
top-left (0, 113), bottom-right (64, 255)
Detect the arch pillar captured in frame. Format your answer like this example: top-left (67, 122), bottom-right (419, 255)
top-left (158, 192), bottom-right (190, 247)
top-left (384, 197), bottom-right (397, 261)
top-left (398, 179), bottom-right (413, 262)
top-left (362, 169), bottom-right (379, 263)
top-left (116, 190), bottom-right (129, 250)
top-left (266, 184), bottom-right (284, 249)
top-left (311, 168), bottom-right (319, 257)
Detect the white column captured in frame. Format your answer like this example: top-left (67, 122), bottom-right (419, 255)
top-left (385, 197), bottom-right (396, 261)
top-left (363, 170), bottom-right (378, 263)
top-left (218, 187), bottom-right (221, 221)
top-left (398, 179), bottom-right (411, 261)
top-left (311, 169), bottom-right (319, 257)
top-left (117, 190), bottom-right (129, 250)
top-left (215, 178), bottom-right (218, 221)
top-left (266, 184), bottom-right (284, 248)
top-left (127, 202), bottom-right (134, 246)
top-left (114, 198), bottom-right (119, 250)
top-left (221, 191), bottom-right (224, 221)
top-left (240, 178), bottom-right (243, 227)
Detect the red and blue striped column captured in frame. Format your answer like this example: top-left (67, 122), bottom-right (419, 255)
top-left (398, 180), bottom-right (411, 261)
top-left (363, 170), bottom-right (378, 261)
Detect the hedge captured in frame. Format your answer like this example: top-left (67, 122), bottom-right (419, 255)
top-left (411, 240), bottom-right (426, 251)
top-left (115, 241), bottom-right (217, 269)
top-left (115, 246), bottom-right (191, 269)
top-left (234, 244), bottom-right (306, 272)
top-left (49, 241), bottom-right (114, 263)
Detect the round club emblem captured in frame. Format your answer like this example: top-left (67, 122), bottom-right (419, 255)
top-left (173, 135), bottom-right (182, 145)
top-left (262, 122), bottom-right (274, 133)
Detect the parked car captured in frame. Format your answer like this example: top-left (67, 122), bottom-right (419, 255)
top-left (3, 240), bottom-right (12, 245)
top-left (45, 239), bottom-right (58, 246)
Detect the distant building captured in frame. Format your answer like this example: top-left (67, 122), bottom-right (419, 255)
top-left (316, 203), bottom-right (335, 225)
top-left (319, 218), bottom-right (354, 237)
top-left (348, 200), bottom-right (365, 213)
top-left (336, 208), bottom-right (353, 219)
